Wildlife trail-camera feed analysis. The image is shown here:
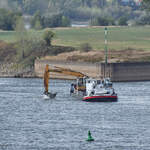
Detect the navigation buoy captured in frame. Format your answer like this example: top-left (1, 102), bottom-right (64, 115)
top-left (86, 130), bottom-right (94, 142)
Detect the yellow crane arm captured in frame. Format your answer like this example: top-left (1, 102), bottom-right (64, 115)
top-left (49, 66), bottom-right (87, 78)
top-left (44, 64), bottom-right (87, 93)
top-left (44, 64), bottom-right (49, 93)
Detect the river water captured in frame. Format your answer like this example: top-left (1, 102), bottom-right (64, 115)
top-left (0, 78), bottom-right (150, 150)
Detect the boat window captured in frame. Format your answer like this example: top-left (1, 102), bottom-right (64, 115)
top-left (97, 80), bottom-right (101, 84)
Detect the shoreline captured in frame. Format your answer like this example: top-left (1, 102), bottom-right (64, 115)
top-left (35, 60), bottom-right (150, 82)
top-left (1, 60), bottom-right (150, 82)
top-left (1, 75), bottom-right (150, 83)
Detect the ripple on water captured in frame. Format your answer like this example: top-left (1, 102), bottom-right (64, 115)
top-left (0, 78), bottom-right (150, 150)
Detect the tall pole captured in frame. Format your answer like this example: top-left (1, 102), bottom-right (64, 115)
top-left (104, 27), bottom-right (108, 78)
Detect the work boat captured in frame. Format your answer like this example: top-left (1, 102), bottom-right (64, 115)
top-left (83, 78), bottom-right (118, 102)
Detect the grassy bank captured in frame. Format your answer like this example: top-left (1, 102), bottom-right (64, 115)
top-left (53, 26), bottom-right (150, 51)
top-left (0, 26), bottom-right (150, 51)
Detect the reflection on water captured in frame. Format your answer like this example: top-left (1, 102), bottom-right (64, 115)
top-left (0, 78), bottom-right (150, 150)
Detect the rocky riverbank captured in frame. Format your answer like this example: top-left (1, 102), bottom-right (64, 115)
top-left (0, 63), bottom-right (35, 78)
top-left (1, 48), bottom-right (150, 80)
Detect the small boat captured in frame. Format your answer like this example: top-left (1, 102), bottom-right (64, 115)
top-left (83, 78), bottom-right (118, 102)
top-left (83, 27), bottom-right (118, 102)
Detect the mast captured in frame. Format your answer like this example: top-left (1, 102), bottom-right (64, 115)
top-left (104, 27), bottom-right (108, 78)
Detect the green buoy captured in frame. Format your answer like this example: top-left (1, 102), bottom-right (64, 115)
top-left (86, 130), bottom-right (94, 142)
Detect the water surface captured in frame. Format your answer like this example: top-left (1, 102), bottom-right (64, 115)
top-left (0, 78), bottom-right (150, 150)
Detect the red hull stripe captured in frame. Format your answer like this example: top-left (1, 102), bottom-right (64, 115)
top-left (83, 95), bottom-right (117, 100)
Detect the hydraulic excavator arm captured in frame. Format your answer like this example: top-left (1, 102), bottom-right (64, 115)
top-left (44, 64), bottom-right (88, 93)
top-left (44, 64), bottom-right (49, 93)
top-left (50, 66), bottom-right (86, 78)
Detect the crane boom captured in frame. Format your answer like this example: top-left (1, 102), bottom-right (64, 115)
top-left (44, 64), bottom-right (49, 93)
top-left (49, 66), bottom-right (87, 78)
top-left (43, 64), bottom-right (87, 94)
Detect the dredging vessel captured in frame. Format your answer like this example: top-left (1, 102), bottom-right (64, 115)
top-left (43, 65), bottom-right (117, 102)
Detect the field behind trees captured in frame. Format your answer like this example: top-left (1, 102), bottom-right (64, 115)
top-left (1, 26), bottom-right (150, 51)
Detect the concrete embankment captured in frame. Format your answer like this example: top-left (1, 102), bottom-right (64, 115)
top-left (103, 62), bottom-right (150, 82)
top-left (34, 60), bottom-right (150, 82)
top-left (34, 60), bottom-right (99, 79)
top-left (1, 61), bottom-right (150, 82)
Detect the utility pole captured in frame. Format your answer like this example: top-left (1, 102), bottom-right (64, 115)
top-left (104, 27), bottom-right (108, 78)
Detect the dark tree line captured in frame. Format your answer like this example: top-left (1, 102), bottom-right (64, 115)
top-left (31, 11), bottom-right (71, 29)
top-left (1, 0), bottom-right (150, 29)
top-left (0, 9), bottom-right (22, 30)
top-left (142, 0), bottom-right (150, 11)
top-left (2, 0), bottom-right (141, 16)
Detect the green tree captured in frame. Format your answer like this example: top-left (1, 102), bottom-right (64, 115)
top-left (34, 19), bottom-right (42, 30)
top-left (0, 8), bottom-right (22, 30)
top-left (142, 0), bottom-right (150, 11)
top-left (43, 30), bottom-right (55, 46)
top-left (61, 16), bottom-right (71, 27)
top-left (31, 11), bottom-right (42, 29)
top-left (118, 16), bottom-right (128, 26)
top-left (15, 17), bottom-right (27, 60)
top-left (136, 12), bottom-right (150, 25)
top-left (42, 14), bottom-right (70, 28)
top-left (90, 16), bottom-right (115, 26)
